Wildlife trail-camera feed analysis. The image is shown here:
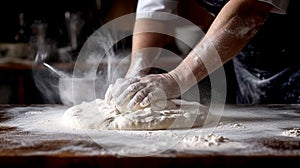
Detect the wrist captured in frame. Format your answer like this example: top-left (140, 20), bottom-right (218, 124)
top-left (125, 68), bottom-right (149, 78)
top-left (169, 68), bottom-right (198, 94)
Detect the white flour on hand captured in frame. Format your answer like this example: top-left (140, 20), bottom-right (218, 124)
top-left (61, 99), bottom-right (210, 130)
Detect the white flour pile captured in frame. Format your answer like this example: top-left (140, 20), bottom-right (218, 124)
top-left (182, 134), bottom-right (228, 147)
top-left (61, 98), bottom-right (210, 130)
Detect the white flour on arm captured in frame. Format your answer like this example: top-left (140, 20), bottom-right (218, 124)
top-left (61, 99), bottom-right (210, 130)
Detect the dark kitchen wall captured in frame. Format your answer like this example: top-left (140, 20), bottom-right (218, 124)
top-left (0, 0), bottom-right (112, 46)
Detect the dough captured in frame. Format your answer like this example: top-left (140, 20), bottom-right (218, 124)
top-left (61, 99), bottom-right (210, 130)
top-left (111, 98), bottom-right (177, 113)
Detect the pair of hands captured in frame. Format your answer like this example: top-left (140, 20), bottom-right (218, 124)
top-left (105, 72), bottom-right (181, 110)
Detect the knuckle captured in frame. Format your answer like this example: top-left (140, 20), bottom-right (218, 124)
top-left (135, 92), bottom-right (145, 100)
top-left (129, 83), bottom-right (138, 91)
top-left (147, 92), bottom-right (155, 101)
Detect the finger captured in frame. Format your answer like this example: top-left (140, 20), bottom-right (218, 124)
top-left (140, 91), bottom-right (158, 108)
top-left (104, 84), bottom-right (113, 104)
top-left (140, 88), bottom-right (166, 108)
top-left (111, 77), bottom-right (140, 99)
top-left (111, 78), bottom-right (129, 98)
top-left (115, 82), bottom-right (146, 106)
top-left (140, 97), bottom-right (150, 108)
top-left (128, 88), bottom-right (149, 109)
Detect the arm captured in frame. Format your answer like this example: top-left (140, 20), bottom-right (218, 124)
top-left (126, 19), bottom-right (169, 77)
top-left (169, 0), bottom-right (273, 93)
top-left (105, 0), bottom-right (178, 107)
top-left (125, 0), bottom-right (179, 77)
top-left (107, 0), bottom-right (274, 109)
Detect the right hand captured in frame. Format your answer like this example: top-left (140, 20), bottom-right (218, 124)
top-left (105, 73), bottom-right (181, 110)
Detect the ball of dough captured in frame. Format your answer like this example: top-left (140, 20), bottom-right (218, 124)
top-left (112, 98), bottom-right (177, 113)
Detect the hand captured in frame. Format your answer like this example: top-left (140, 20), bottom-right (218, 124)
top-left (105, 73), bottom-right (181, 110)
top-left (105, 77), bottom-right (139, 105)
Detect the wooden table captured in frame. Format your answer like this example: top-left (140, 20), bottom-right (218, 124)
top-left (0, 104), bottom-right (300, 168)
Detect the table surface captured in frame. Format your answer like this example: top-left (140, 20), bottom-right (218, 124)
top-left (0, 103), bottom-right (300, 168)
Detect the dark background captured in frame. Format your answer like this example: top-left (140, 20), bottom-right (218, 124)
top-left (0, 0), bottom-right (117, 45)
top-left (0, 0), bottom-right (138, 104)
top-left (0, 0), bottom-right (237, 105)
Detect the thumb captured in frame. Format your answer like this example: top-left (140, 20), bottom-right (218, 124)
top-left (104, 84), bottom-right (113, 104)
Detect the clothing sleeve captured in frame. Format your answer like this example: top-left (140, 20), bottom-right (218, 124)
top-left (136, 0), bottom-right (179, 20)
top-left (259, 0), bottom-right (289, 14)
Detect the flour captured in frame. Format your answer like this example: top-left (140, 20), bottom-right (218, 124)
top-left (282, 128), bottom-right (300, 137)
top-left (61, 98), bottom-right (210, 130)
top-left (5, 103), bottom-right (299, 156)
top-left (182, 134), bottom-right (228, 148)
top-left (217, 121), bottom-right (246, 129)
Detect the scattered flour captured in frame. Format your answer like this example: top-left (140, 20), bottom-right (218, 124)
top-left (282, 128), bottom-right (300, 137)
top-left (182, 134), bottom-right (228, 148)
top-left (61, 98), bottom-right (211, 130)
top-left (217, 121), bottom-right (246, 128)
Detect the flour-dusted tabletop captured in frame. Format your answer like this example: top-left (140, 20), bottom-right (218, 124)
top-left (0, 104), bottom-right (299, 167)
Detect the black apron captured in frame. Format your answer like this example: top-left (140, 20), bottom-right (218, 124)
top-left (196, 0), bottom-right (300, 104)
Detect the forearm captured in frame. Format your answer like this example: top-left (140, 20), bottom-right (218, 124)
top-left (170, 0), bottom-right (272, 92)
top-left (126, 19), bottom-right (168, 77)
